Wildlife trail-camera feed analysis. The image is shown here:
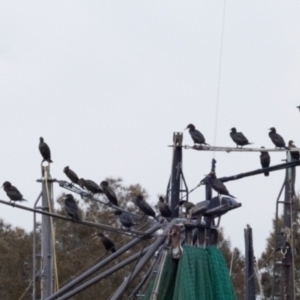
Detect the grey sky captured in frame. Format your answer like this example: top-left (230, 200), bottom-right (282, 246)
top-left (1, 1), bottom-right (300, 256)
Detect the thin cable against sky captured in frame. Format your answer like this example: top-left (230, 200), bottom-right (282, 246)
top-left (213, 0), bottom-right (226, 158)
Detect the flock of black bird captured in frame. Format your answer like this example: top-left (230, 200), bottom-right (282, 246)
top-left (1, 126), bottom-right (298, 252)
top-left (186, 123), bottom-right (300, 177)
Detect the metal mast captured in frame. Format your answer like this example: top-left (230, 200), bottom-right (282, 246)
top-left (40, 165), bottom-right (54, 298)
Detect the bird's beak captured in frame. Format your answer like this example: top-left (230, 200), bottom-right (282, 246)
top-left (184, 127), bottom-right (188, 130)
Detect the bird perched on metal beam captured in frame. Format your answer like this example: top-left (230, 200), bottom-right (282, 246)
top-left (2, 181), bottom-right (27, 205)
top-left (39, 137), bottom-right (53, 163)
top-left (268, 128), bottom-right (289, 149)
top-left (64, 166), bottom-right (79, 185)
top-left (94, 232), bottom-right (116, 253)
top-left (202, 173), bottom-right (235, 198)
top-left (100, 181), bottom-right (118, 206)
top-left (134, 195), bottom-right (158, 221)
top-left (260, 147), bottom-right (271, 176)
top-left (185, 124), bottom-right (208, 146)
top-left (157, 196), bottom-right (172, 220)
top-left (230, 128), bottom-right (253, 148)
top-left (64, 194), bottom-right (81, 221)
top-left (114, 210), bottom-right (135, 229)
top-left (78, 178), bottom-right (103, 195)
top-left (288, 141), bottom-right (300, 160)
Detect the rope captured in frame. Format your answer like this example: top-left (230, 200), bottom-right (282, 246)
top-left (44, 166), bottom-right (59, 291)
top-left (213, 0), bottom-right (227, 158)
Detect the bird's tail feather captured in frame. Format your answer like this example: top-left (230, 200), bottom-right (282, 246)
top-left (285, 146), bottom-right (290, 150)
top-left (228, 194), bottom-right (236, 199)
top-left (21, 199), bottom-right (28, 202)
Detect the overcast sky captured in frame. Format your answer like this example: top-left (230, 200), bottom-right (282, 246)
top-left (1, 1), bottom-right (300, 256)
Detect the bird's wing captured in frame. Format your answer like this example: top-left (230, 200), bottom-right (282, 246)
top-left (235, 132), bottom-right (248, 143)
top-left (272, 133), bottom-right (285, 145)
top-left (191, 130), bottom-right (205, 143)
top-left (65, 199), bottom-right (78, 217)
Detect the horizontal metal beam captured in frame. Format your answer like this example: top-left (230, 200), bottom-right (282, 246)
top-left (218, 160), bottom-right (300, 183)
top-left (0, 199), bottom-right (146, 237)
top-left (169, 145), bottom-right (299, 152)
top-left (45, 223), bottom-right (162, 300)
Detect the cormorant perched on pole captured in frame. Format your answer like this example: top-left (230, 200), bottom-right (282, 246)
top-left (2, 181), bottom-right (27, 204)
top-left (135, 195), bottom-right (158, 221)
top-left (288, 141), bottom-right (300, 160)
top-left (260, 147), bottom-right (271, 176)
top-left (94, 232), bottom-right (116, 253)
top-left (78, 178), bottom-right (103, 195)
top-left (64, 166), bottom-right (79, 185)
top-left (230, 128), bottom-right (253, 148)
top-left (64, 194), bottom-right (81, 221)
top-left (100, 181), bottom-right (118, 206)
top-left (268, 128), bottom-right (289, 149)
top-left (157, 196), bottom-right (172, 219)
top-left (114, 210), bottom-right (135, 229)
top-left (39, 137), bottom-right (53, 163)
top-left (185, 124), bottom-right (208, 146)
top-left (202, 173), bottom-right (235, 198)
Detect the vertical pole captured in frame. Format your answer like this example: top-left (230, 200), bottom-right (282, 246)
top-left (170, 133), bottom-right (183, 218)
top-left (41, 166), bottom-right (53, 298)
top-left (205, 158), bottom-right (214, 246)
top-left (244, 225), bottom-right (255, 300)
top-left (281, 152), bottom-right (294, 300)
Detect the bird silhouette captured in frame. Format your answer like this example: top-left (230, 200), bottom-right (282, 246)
top-left (78, 178), bottom-right (103, 195)
top-left (100, 181), bottom-right (118, 206)
top-left (95, 232), bottom-right (116, 253)
top-left (204, 173), bottom-right (235, 198)
top-left (288, 141), bottom-right (300, 160)
top-left (39, 137), bottom-right (53, 163)
top-left (64, 194), bottom-right (81, 221)
top-left (185, 124), bottom-right (208, 146)
top-left (157, 196), bottom-right (172, 219)
top-left (2, 181), bottom-right (27, 205)
top-left (230, 128), bottom-right (253, 148)
top-left (260, 147), bottom-right (271, 176)
top-left (135, 195), bottom-right (158, 221)
top-left (115, 210), bottom-right (135, 229)
top-left (64, 166), bottom-right (79, 185)
top-left (268, 128), bottom-right (288, 149)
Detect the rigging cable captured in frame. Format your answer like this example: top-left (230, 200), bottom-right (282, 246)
top-left (213, 0), bottom-right (227, 158)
